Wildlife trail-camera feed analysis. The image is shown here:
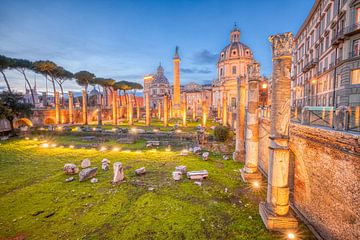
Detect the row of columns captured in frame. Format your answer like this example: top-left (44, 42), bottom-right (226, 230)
top-left (232, 32), bottom-right (297, 231)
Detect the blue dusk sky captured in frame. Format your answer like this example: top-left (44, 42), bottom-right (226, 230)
top-left (0, 0), bottom-right (314, 93)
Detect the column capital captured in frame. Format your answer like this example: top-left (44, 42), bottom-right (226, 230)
top-left (269, 32), bottom-right (293, 59)
top-left (247, 60), bottom-right (261, 81)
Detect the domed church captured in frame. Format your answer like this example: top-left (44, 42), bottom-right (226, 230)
top-left (212, 24), bottom-right (254, 114)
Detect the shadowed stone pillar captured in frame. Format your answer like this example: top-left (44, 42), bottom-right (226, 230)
top-left (82, 90), bottom-right (88, 125)
top-left (145, 93), bottom-right (150, 126)
top-left (163, 95), bottom-right (168, 127)
top-left (169, 100), bottom-right (173, 119)
top-left (202, 100), bottom-right (207, 127)
top-left (182, 93), bottom-right (187, 127)
top-left (241, 61), bottom-right (261, 181)
top-left (158, 101), bottom-right (162, 119)
top-left (233, 76), bottom-right (246, 162)
top-left (259, 32), bottom-right (298, 230)
top-left (222, 93), bottom-right (227, 126)
top-left (217, 98), bottom-right (221, 119)
top-left (112, 90), bottom-right (118, 125)
top-left (97, 104), bottom-right (102, 126)
top-left (55, 91), bottom-right (60, 124)
top-left (193, 100), bottom-right (196, 120)
top-left (68, 91), bottom-right (74, 124)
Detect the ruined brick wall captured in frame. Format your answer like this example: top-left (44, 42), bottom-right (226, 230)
top-left (289, 124), bottom-right (360, 240)
top-left (258, 117), bottom-right (270, 175)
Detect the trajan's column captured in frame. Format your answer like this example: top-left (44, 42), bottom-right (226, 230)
top-left (259, 32), bottom-right (298, 230)
top-left (173, 46), bottom-right (181, 117)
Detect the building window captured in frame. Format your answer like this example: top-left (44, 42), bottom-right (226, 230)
top-left (353, 39), bottom-right (360, 57)
top-left (221, 53), bottom-right (224, 59)
top-left (232, 51), bottom-right (236, 55)
top-left (351, 69), bottom-right (360, 84)
top-left (231, 97), bottom-right (236, 108)
top-left (220, 68), bottom-right (223, 76)
top-left (356, 7), bottom-right (360, 24)
top-left (232, 66), bottom-right (236, 75)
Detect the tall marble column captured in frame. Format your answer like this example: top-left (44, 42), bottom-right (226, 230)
top-left (163, 95), bottom-right (168, 127)
top-left (182, 93), bottom-right (187, 127)
top-left (259, 32), bottom-right (298, 230)
top-left (158, 101), bottom-right (162, 119)
top-left (128, 98), bottom-right (133, 125)
top-left (112, 90), bottom-right (117, 125)
top-left (82, 90), bottom-right (88, 125)
top-left (222, 93), bottom-right (227, 126)
top-left (241, 61), bottom-right (261, 181)
top-left (193, 100), bottom-right (197, 120)
top-left (202, 100), bottom-right (207, 127)
top-left (136, 102), bottom-right (140, 121)
top-left (233, 76), bottom-right (246, 162)
top-left (55, 91), bottom-right (60, 124)
top-left (217, 98), bottom-right (221, 119)
top-left (145, 92), bottom-right (150, 126)
top-left (169, 100), bottom-right (173, 119)
top-left (68, 91), bottom-right (74, 124)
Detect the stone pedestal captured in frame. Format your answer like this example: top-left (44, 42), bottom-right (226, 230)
top-left (112, 90), bottom-right (117, 125)
top-left (163, 95), bottom-right (168, 127)
top-left (145, 92), bottom-right (150, 126)
top-left (241, 61), bottom-right (261, 181)
top-left (68, 91), bottom-right (74, 124)
top-left (82, 90), bottom-right (88, 125)
top-left (233, 76), bottom-right (246, 162)
top-left (259, 32), bottom-right (298, 230)
top-left (55, 91), bottom-right (60, 124)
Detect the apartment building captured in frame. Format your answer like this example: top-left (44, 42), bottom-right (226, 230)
top-left (292, 0), bottom-right (360, 108)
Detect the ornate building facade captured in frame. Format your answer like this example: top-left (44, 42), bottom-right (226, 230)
top-left (143, 64), bottom-right (171, 109)
top-left (292, 0), bottom-right (360, 108)
top-left (212, 25), bottom-right (255, 116)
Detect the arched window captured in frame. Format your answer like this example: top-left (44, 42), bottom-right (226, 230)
top-left (232, 66), bottom-right (237, 75)
top-left (220, 68), bottom-right (223, 76)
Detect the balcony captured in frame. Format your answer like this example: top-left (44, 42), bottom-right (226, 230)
top-left (349, 51), bottom-right (360, 59)
top-left (331, 29), bottom-right (345, 45)
top-left (344, 23), bottom-right (360, 36)
top-left (302, 58), bottom-right (319, 73)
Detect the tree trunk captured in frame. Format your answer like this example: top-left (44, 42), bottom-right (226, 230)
top-left (19, 69), bottom-right (35, 105)
top-left (133, 91), bottom-right (137, 106)
top-left (0, 70), bottom-right (12, 93)
top-left (51, 77), bottom-right (56, 97)
top-left (59, 83), bottom-right (65, 107)
top-left (8, 118), bottom-right (15, 135)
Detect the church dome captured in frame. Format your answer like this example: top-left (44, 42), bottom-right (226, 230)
top-left (218, 25), bottom-right (253, 63)
top-left (152, 64), bottom-right (169, 85)
top-left (90, 86), bottom-right (100, 95)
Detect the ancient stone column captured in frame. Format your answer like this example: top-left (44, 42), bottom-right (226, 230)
top-left (163, 95), bottom-right (168, 127)
top-left (182, 93), bottom-right (187, 127)
top-left (169, 100), bottom-right (173, 119)
top-left (128, 98), bottom-right (133, 125)
top-left (136, 102), bottom-right (140, 121)
top-left (68, 91), bottom-right (74, 124)
top-left (97, 104), bottom-right (102, 126)
top-left (173, 47), bottom-right (181, 117)
top-left (193, 100), bottom-right (197, 120)
top-left (113, 162), bottom-right (124, 184)
top-left (112, 90), bottom-right (118, 125)
top-left (241, 61), bottom-right (261, 181)
top-left (158, 101), bottom-right (162, 119)
top-left (145, 92), bottom-right (150, 126)
top-left (217, 98), bottom-right (221, 119)
top-left (55, 91), bottom-right (60, 124)
top-left (82, 90), bottom-right (88, 125)
top-left (259, 32), bottom-right (298, 230)
top-left (233, 76), bottom-right (246, 162)
top-left (202, 100), bottom-right (207, 127)
top-left (222, 93), bottom-right (227, 126)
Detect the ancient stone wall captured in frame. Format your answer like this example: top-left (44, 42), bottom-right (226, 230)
top-left (289, 124), bottom-right (360, 240)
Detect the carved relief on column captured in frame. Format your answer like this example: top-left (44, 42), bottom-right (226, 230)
top-left (259, 32), bottom-right (297, 230)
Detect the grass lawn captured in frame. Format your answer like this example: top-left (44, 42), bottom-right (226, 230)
top-left (0, 136), bottom-right (314, 240)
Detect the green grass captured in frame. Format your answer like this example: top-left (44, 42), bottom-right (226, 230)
top-left (0, 136), bottom-right (314, 240)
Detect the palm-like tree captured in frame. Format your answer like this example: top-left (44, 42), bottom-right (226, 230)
top-left (33, 60), bottom-right (58, 95)
top-left (74, 71), bottom-right (95, 93)
top-left (0, 55), bottom-right (14, 93)
top-left (11, 58), bottom-right (35, 104)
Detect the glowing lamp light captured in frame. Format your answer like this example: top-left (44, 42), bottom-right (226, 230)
top-left (112, 128), bottom-right (117, 132)
top-left (25, 137), bottom-right (30, 140)
top-left (287, 233), bottom-right (296, 239)
top-left (69, 145), bottom-right (75, 149)
top-left (175, 129), bottom-right (182, 133)
top-left (261, 83), bottom-right (268, 89)
top-left (131, 128), bottom-right (137, 133)
top-left (165, 147), bottom-right (171, 152)
top-left (33, 138), bottom-right (38, 141)
top-left (112, 147), bottom-right (120, 152)
top-left (252, 181), bottom-right (260, 189)
top-left (51, 143), bottom-right (57, 147)
top-left (99, 147), bottom-right (107, 152)
top-left (123, 149), bottom-right (131, 153)
top-left (311, 79), bottom-right (316, 84)
top-left (41, 143), bottom-right (49, 148)
top-left (153, 129), bottom-right (159, 133)
top-left (57, 126), bottom-right (63, 131)
top-left (92, 127), bottom-right (96, 131)
top-left (135, 150), bottom-right (142, 154)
